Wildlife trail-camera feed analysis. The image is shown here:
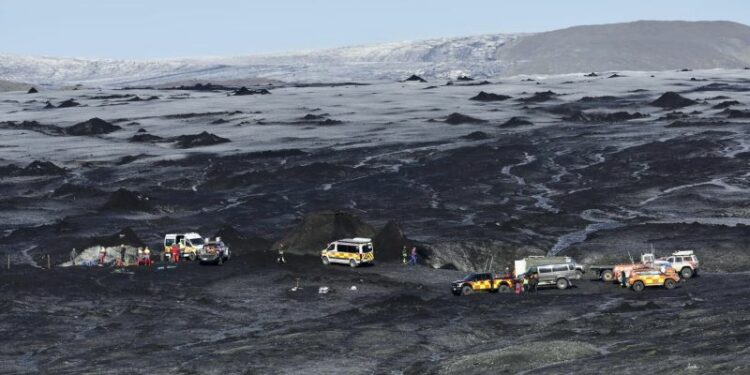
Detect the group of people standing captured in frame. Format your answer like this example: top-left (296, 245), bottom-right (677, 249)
top-left (91, 244), bottom-right (153, 266)
top-left (509, 266), bottom-right (539, 295)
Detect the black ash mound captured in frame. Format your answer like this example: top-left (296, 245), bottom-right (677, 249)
top-left (461, 131), bottom-right (490, 140)
top-left (56, 99), bottom-right (81, 108)
top-left (174, 131), bottom-right (230, 148)
top-left (213, 225), bottom-right (271, 256)
top-left (650, 92), bottom-right (697, 109)
top-left (0, 120), bottom-right (66, 136)
top-left (233, 87), bottom-right (271, 96)
top-left (431, 113), bottom-right (487, 125)
top-left (712, 100), bottom-right (740, 109)
top-left (0, 160), bottom-right (66, 177)
top-left (66, 118), bottom-right (121, 136)
top-left (372, 220), bottom-right (411, 262)
top-left (470, 91), bottom-right (511, 102)
top-left (101, 189), bottom-right (153, 212)
top-left (562, 111), bottom-right (649, 123)
top-left (518, 91), bottom-right (559, 103)
top-left (500, 117), bottom-right (534, 127)
top-left (402, 74), bottom-right (427, 83)
top-left (272, 210), bottom-right (376, 255)
top-left (129, 133), bottom-right (164, 143)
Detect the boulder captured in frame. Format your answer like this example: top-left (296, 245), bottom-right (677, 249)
top-left (27, 87), bottom-right (38, 94)
top-left (272, 210), bottom-right (376, 255)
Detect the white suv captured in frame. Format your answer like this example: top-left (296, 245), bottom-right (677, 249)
top-left (661, 250), bottom-right (699, 279)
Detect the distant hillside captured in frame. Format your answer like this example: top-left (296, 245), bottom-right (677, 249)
top-left (1, 20), bottom-right (749, 86)
top-left (498, 20), bottom-right (750, 75)
top-left (0, 79), bottom-right (33, 92)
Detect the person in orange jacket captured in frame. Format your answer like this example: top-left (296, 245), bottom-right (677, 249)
top-left (171, 243), bottom-right (180, 263)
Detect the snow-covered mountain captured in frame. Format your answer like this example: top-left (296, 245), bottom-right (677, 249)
top-left (2, 20), bottom-right (749, 87)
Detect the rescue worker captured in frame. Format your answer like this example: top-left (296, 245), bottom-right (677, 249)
top-left (522, 274), bottom-right (530, 292)
top-left (144, 247), bottom-right (151, 266)
top-left (408, 246), bottom-right (418, 266)
top-left (137, 248), bottom-right (144, 265)
top-left (277, 243), bottom-right (286, 264)
top-left (120, 244), bottom-right (126, 264)
top-left (514, 277), bottom-right (523, 295)
top-left (620, 271), bottom-right (627, 288)
top-left (70, 248), bottom-right (77, 266)
top-left (98, 247), bottom-right (107, 265)
top-left (503, 266), bottom-right (512, 279)
top-left (529, 272), bottom-right (539, 293)
top-left (401, 246), bottom-right (408, 265)
top-left (171, 243), bottom-right (180, 263)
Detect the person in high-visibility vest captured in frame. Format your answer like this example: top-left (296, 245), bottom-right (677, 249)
top-left (98, 247), bottom-right (107, 265)
top-left (144, 247), bottom-right (152, 266)
top-left (522, 275), bottom-right (530, 293)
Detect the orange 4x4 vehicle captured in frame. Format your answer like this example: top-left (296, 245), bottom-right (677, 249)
top-left (628, 267), bottom-right (680, 292)
top-left (451, 273), bottom-right (515, 296)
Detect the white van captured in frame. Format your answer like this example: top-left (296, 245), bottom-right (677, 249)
top-left (164, 232), bottom-right (205, 261)
top-left (321, 238), bottom-right (375, 267)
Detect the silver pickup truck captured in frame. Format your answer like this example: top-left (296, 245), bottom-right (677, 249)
top-left (198, 238), bottom-right (231, 265)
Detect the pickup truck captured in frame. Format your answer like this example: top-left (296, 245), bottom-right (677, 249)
top-left (198, 238), bottom-right (231, 265)
top-left (451, 272), bottom-right (515, 296)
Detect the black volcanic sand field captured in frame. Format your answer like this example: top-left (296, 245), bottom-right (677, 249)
top-left (1, 260), bottom-right (749, 374)
top-left (1, 69), bottom-right (750, 373)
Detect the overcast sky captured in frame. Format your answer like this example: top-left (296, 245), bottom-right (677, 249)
top-left (1, 0), bottom-right (748, 59)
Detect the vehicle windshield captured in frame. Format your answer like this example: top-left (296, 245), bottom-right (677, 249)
top-left (463, 274), bottom-right (477, 281)
top-left (189, 238), bottom-right (204, 246)
top-left (362, 244), bottom-right (373, 253)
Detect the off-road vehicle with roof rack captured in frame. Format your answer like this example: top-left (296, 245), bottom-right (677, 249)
top-left (659, 250), bottom-right (699, 279)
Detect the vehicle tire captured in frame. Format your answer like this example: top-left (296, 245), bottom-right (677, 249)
top-left (322, 257), bottom-right (330, 265)
top-left (349, 259), bottom-right (357, 268)
top-left (664, 279), bottom-right (676, 289)
top-left (498, 284), bottom-right (511, 293)
top-left (556, 278), bottom-right (569, 290)
top-left (189, 253), bottom-right (196, 261)
top-left (632, 281), bottom-right (645, 292)
top-left (680, 267), bottom-right (693, 279)
top-left (461, 285), bottom-right (473, 296)
top-left (601, 270), bottom-right (614, 282)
